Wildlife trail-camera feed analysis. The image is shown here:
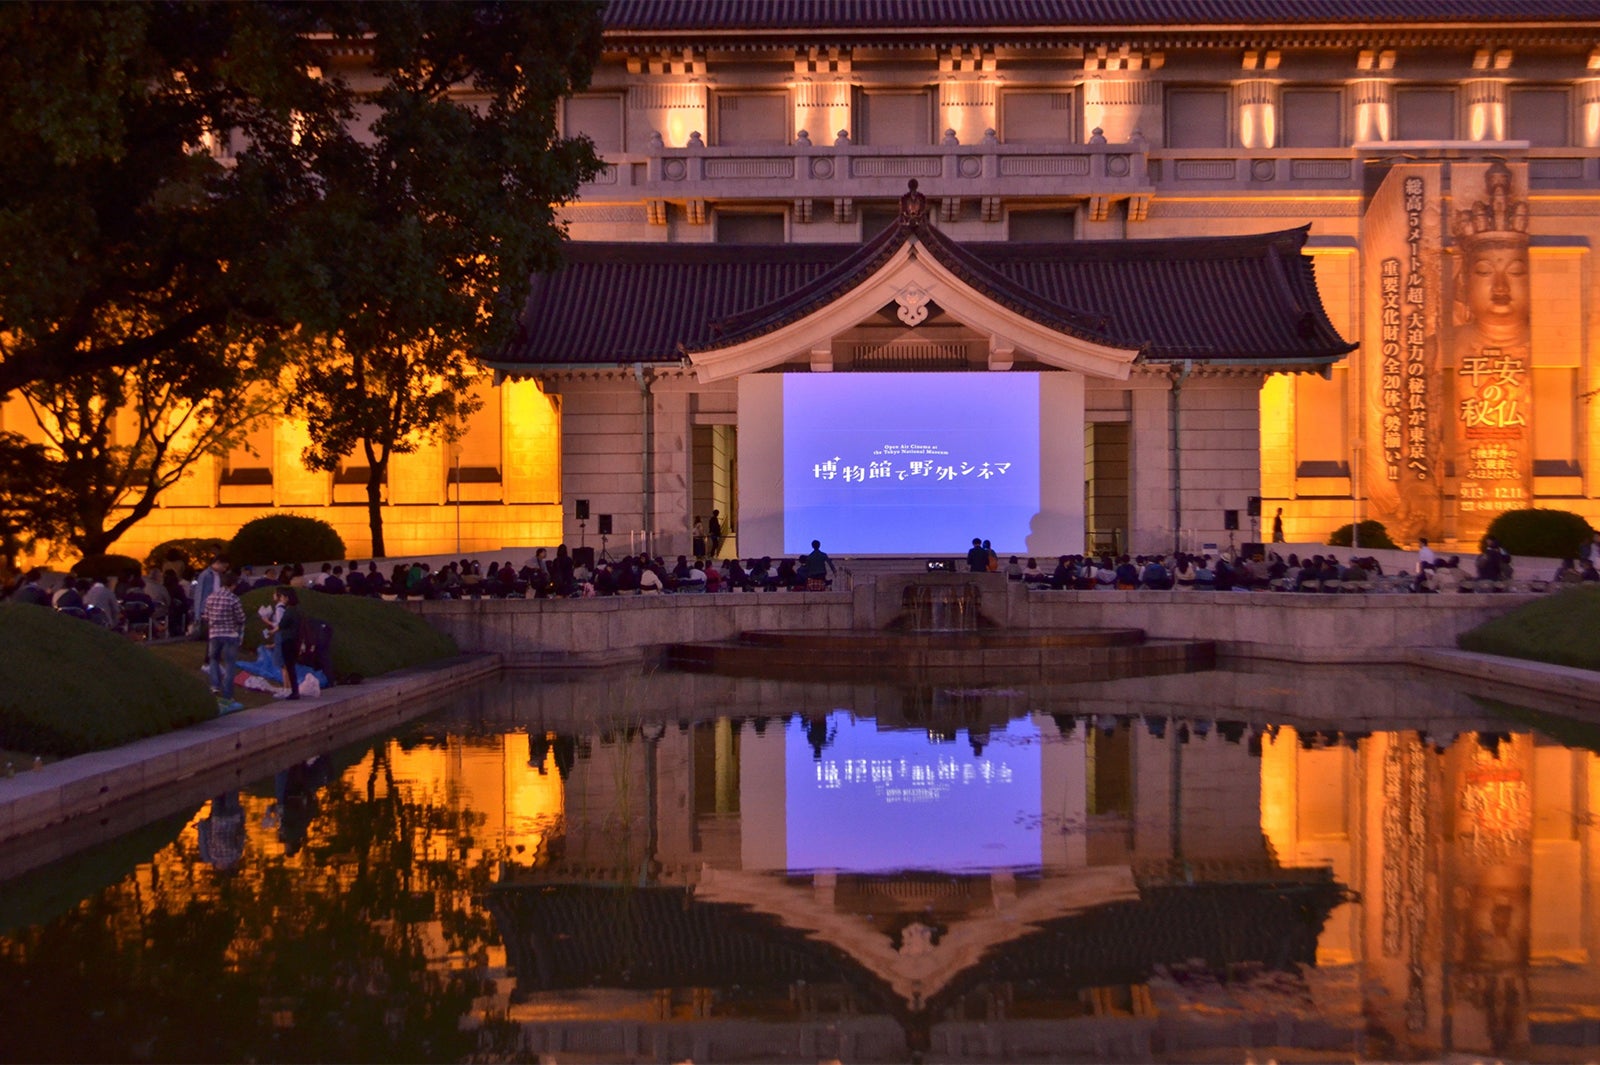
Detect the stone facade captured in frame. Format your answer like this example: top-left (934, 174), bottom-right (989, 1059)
top-left (12, 6), bottom-right (1600, 563)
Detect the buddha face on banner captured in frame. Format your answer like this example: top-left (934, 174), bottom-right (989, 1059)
top-left (1450, 161), bottom-right (1532, 541)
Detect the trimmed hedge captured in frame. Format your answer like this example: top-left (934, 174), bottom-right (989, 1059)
top-left (1485, 508), bottom-right (1594, 560)
top-left (1457, 585), bottom-right (1600, 672)
top-left (69, 554), bottom-right (143, 582)
top-left (238, 588), bottom-right (457, 678)
top-left (144, 537), bottom-right (230, 575)
top-left (229, 514), bottom-right (346, 566)
top-left (1326, 520), bottom-right (1398, 549)
top-left (0, 604), bottom-right (216, 755)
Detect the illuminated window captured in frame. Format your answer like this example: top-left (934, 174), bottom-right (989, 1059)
top-left (448, 380), bottom-right (503, 503)
top-left (219, 421), bottom-right (273, 506)
top-left (1294, 368), bottom-right (1350, 486)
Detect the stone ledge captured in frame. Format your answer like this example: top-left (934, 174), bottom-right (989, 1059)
top-left (0, 654), bottom-right (500, 871)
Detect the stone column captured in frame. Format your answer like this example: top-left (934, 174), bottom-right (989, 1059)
top-left (1237, 79), bottom-right (1279, 149)
top-left (1464, 79), bottom-right (1508, 142)
top-left (1351, 78), bottom-right (1393, 142)
top-left (1579, 79), bottom-right (1600, 148)
top-left (1082, 77), bottom-right (1161, 145)
top-left (628, 82), bottom-right (709, 149)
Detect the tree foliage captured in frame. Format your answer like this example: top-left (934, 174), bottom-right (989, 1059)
top-left (0, 432), bottom-right (70, 575)
top-left (277, 2), bottom-right (606, 556)
top-left (1326, 519), bottom-right (1398, 549)
top-left (228, 514), bottom-right (346, 566)
top-left (0, 2), bottom-right (336, 396)
top-left (0, 2), bottom-right (605, 560)
top-left (22, 345), bottom-right (280, 556)
top-left (1485, 507), bottom-right (1594, 560)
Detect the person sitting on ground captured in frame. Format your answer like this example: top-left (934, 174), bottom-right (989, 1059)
top-left (1022, 558), bottom-right (1045, 584)
top-left (84, 575), bottom-right (122, 628)
top-left (1005, 555), bottom-right (1023, 581)
top-left (1434, 556), bottom-right (1465, 592)
top-left (1414, 561), bottom-right (1440, 593)
top-left (1140, 556), bottom-right (1171, 590)
top-left (1340, 556), bottom-right (1369, 584)
top-left (1584, 559), bottom-right (1600, 582)
top-left (1266, 553), bottom-right (1288, 583)
top-left (1476, 537), bottom-right (1511, 581)
top-left (1114, 555), bottom-right (1139, 590)
top-left (322, 565), bottom-right (346, 595)
top-left (11, 568), bottom-right (51, 607)
top-left (53, 578), bottom-right (86, 613)
top-left (723, 557), bottom-right (752, 591)
top-left (702, 563), bottom-right (721, 593)
top-left (1193, 556), bottom-right (1215, 589)
top-left (344, 564), bottom-right (367, 596)
top-left (308, 562), bottom-right (333, 589)
top-left (593, 561), bottom-right (618, 596)
top-left (638, 559), bottom-right (664, 594)
top-left (1173, 553), bottom-right (1196, 588)
top-left (775, 556), bottom-right (798, 589)
top-left (1213, 558), bottom-right (1236, 592)
top-left (1093, 556), bottom-right (1116, 589)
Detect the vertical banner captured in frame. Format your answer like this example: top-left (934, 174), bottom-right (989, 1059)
top-left (1449, 162), bottom-right (1532, 542)
top-left (1363, 164), bottom-right (1445, 542)
top-left (1445, 735), bottom-right (1533, 1057)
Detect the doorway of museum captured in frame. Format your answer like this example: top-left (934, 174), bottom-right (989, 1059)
top-left (692, 423), bottom-right (737, 561)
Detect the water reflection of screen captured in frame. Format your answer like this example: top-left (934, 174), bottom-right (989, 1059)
top-left (785, 712), bottom-right (1042, 873)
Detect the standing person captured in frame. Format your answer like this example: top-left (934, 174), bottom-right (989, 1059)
top-left (1418, 537), bottom-right (1438, 572)
top-left (983, 539), bottom-right (998, 572)
top-left (268, 587), bottom-right (302, 701)
top-left (192, 554), bottom-right (229, 649)
top-left (692, 516), bottom-right (706, 559)
top-left (801, 539), bottom-right (837, 588)
top-left (1585, 531), bottom-right (1600, 567)
top-left (204, 571), bottom-right (247, 713)
top-left (1272, 507), bottom-right (1285, 543)
top-left (708, 509), bottom-right (724, 558)
top-left (966, 537), bottom-right (987, 572)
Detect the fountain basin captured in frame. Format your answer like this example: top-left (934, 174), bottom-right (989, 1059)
top-left (665, 628), bottom-right (1215, 680)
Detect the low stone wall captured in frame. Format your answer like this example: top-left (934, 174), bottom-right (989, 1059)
top-left (403, 580), bottom-right (1539, 666)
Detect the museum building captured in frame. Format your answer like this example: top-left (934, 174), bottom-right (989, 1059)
top-left (18, 0), bottom-right (1600, 562)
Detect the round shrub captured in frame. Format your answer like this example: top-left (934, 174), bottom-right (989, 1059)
top-left (1485, 507), bottom-right (1594, 559)
top-left (69, 554), bottom-right (143, 582)
top-left (144, 536), bottom-right (230, 575)
top-left (1326, 520), bottom-right (1397, 549)
top-left (228, 514), bottom-right (346, 566)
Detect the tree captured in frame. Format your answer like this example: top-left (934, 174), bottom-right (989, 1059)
top-left (21, 343), bottom-right (279, 557)
top-left (0, 2), bottom-right (339, 397)
top-left (278, 2), bottom-right (606, 557)
top-left (0, 433), bottom-right (70, 575)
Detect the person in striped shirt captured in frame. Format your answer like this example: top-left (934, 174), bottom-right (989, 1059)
top-left (204, 571), bottom-right (247, 713)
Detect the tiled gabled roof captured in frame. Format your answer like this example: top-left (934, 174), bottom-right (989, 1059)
top-left (603, 0), bottom-right (1600, 32)
top-left (495, 219), bottom-right (1353, 371)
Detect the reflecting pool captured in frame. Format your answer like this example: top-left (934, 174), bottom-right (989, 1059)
top-left (3, 664), bottom-right (1600, 1063)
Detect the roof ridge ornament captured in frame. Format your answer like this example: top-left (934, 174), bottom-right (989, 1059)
top-left (899, 179), bottom-right (929, 228)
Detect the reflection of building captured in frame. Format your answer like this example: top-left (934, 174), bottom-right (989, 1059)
top-left (11, 3), bottom-right (1600, 560)
top-left (445, 667), bottom-right (1600, 1060)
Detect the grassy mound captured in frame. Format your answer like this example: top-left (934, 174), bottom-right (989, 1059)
top-left (0, 605), bottom-right (216, 756)
top-left (238, 588), bottom-right (457, 678)
top-left (1457, 586), bottom-right (1600, 671)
